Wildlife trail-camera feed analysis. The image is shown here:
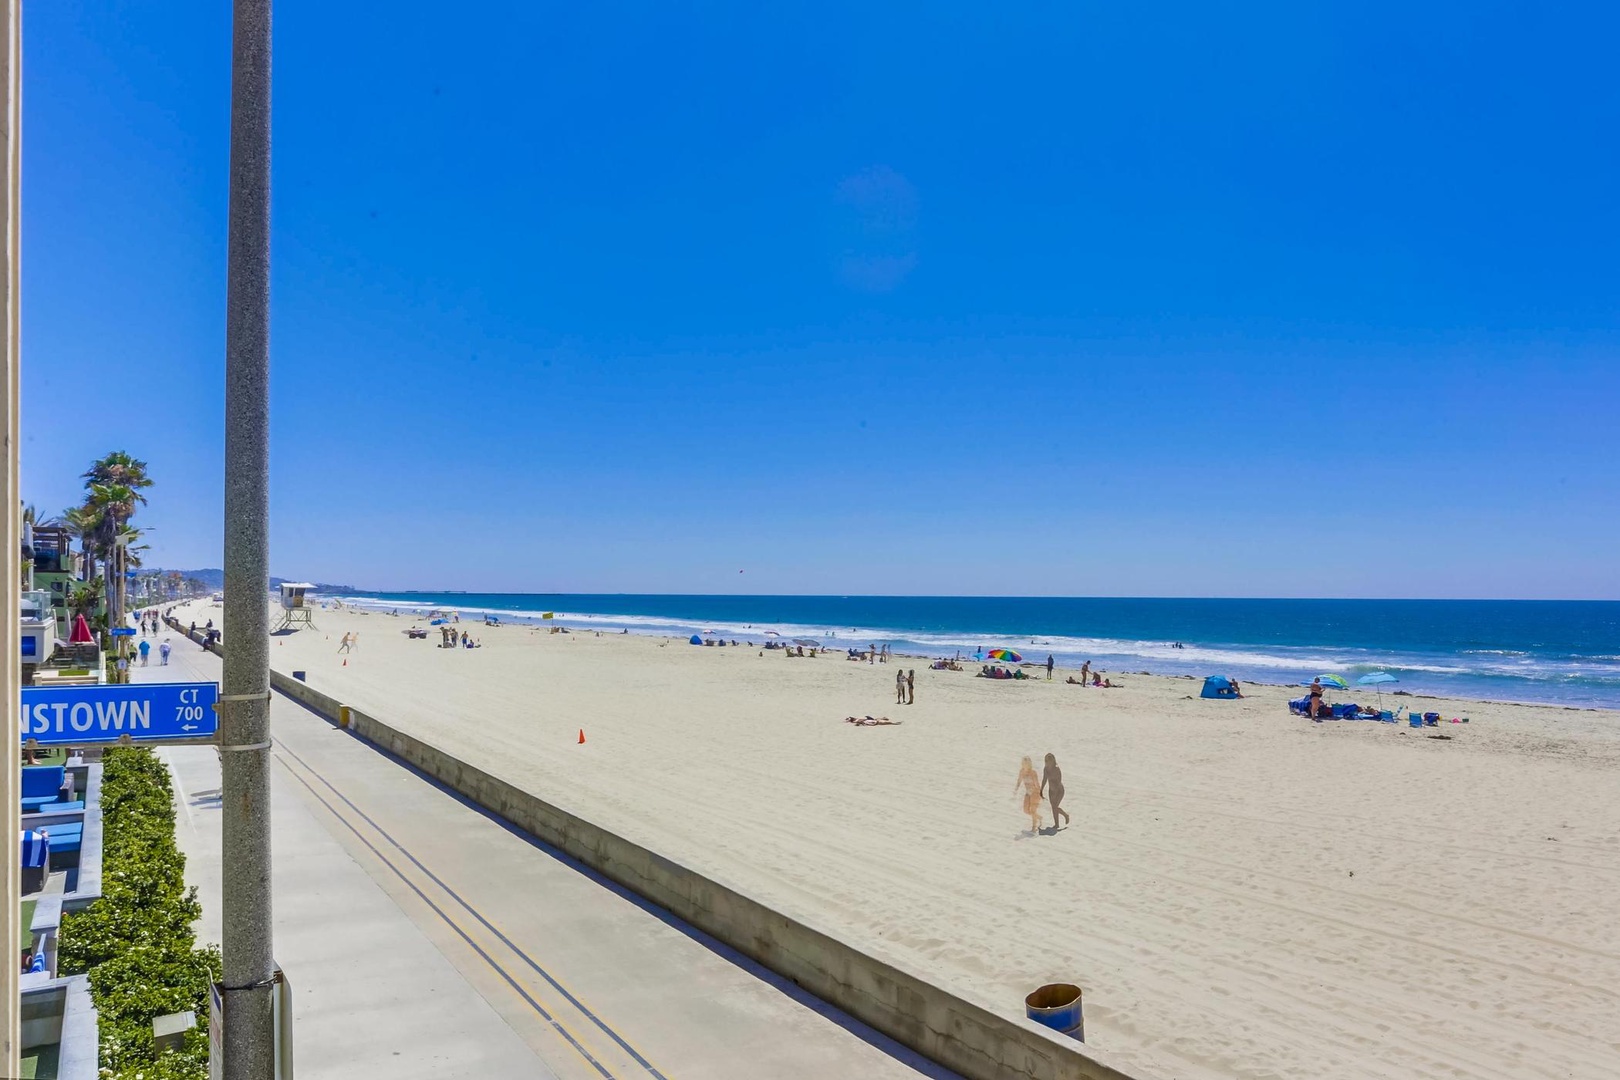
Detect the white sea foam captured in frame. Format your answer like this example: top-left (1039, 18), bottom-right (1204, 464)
top-left (326, 594), bottom-right (1620, 706)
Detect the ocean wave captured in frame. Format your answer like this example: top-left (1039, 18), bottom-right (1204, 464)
top-left (329, 593), bottom-right (1620, 708)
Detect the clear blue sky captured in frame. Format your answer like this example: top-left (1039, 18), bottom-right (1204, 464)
top-left (21, 2), bottom-right (1620, 598)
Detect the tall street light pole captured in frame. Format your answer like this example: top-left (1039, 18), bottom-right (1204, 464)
top-left (221, 1), bottom-right (274, 1078)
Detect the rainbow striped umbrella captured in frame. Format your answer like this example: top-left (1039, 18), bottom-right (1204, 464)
top-left (986, 649), bottom-right (1023, 663)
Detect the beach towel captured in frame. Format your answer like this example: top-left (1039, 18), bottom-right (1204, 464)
top-left (20, 830), bottom-right (48, 868)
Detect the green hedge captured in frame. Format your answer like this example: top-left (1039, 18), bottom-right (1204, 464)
top-left (59, 748), bottom-right (221, 1080)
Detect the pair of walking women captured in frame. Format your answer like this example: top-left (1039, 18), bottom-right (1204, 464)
top-left (1015, 753), bottom-right (1071, 834)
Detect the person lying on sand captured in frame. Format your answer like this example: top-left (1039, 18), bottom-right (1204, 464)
top-left (845, 715), bottom-right (901, 726)
top-left (1065, 676), bottom-right (1081, 684)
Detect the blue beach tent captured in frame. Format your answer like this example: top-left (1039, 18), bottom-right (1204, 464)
top-left (689, 634), bottom-right (703, 645)
top-left (1201, 676), bottom-right (1239, 699)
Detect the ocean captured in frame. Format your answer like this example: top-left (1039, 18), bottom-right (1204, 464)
top-left (335, 593), bottom-right (1620, 710)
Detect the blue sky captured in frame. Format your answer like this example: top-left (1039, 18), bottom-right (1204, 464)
top-left (21, 2), bottom-right (1620, 598)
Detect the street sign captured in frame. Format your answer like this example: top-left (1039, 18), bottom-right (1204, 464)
top-left (110, 627), bottom-right (137, 637)
top-left (21, 681), bottom-right (220, 746)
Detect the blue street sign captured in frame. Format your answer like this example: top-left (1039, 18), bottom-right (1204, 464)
top-left (110, 627), bottom-right (137, 637)
top-left (21, 682), bottom-right (219, 746)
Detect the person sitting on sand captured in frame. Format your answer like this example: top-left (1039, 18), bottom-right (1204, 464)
top-left (1015, 757), bottom-right (1044, 834)
top-left (1091, 672), bottom-right (1102, 687)
top-left (1041, 753), bottom-right (1071, 830)
top-left (1230, 678), bottom-right (1243, 698)
top-left (1065, 676), bottom-right (1081, 685)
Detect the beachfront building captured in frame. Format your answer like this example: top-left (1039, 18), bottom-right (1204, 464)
top-left (25, 523), bottom-right (80, 639)
top-left (19, 591), bottom-right (54, 685)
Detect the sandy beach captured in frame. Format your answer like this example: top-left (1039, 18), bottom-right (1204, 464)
top-left (171, 599), bottom-right (1620, 1080)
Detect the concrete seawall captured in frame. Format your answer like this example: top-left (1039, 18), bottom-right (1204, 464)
top-left (174, 618), bottom-right (1142, 1080)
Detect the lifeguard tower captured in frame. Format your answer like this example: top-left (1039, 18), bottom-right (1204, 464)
top-left (275, 582), bottom-right (317, 632)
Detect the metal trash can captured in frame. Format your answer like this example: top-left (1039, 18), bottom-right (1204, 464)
top-left (1025, 983), bottom-right (1084, 1041)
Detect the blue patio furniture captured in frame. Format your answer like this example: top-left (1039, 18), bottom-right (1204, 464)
top-left (40, 823), bottom-right (82, 857)
top-left (21, 766), bottom-right (66, 813)
top-left (21, 829), bottom-right (49, 893)
top-left (30, 800), bottom-right (85, 814)
top-left (20, 830), bottom-right (48, 868)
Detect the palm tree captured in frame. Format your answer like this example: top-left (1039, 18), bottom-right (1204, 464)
top-left (119, 525), bottom-right (148, 569)
top-left (82, 451), bottom-right (152, 493)
top-left (113, 524), bottom-right (149, 619)
top-left (60, 505), bottom-right (99, 581)
top-left (67, 577), bottom-right (104, 623)
top-left (80, 453), bottom-right (154, 627)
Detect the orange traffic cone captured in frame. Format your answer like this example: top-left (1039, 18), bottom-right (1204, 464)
top-left (577, 729), bottom-right (586, 744)
top-left (342, 658), bottom-right (348, 667)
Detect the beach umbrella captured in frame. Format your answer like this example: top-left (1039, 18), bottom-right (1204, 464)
top-left (1357, 671), bottom-right (1398, 708)
top-left (763, 631), bottom-right (780, 637)
top-left (1314, 674), bottom-right (1349, 690)
top-left (69, 614), bottom-right (94, 644)
top-left (987, 649), bottom-right (1023, 664)
top-left (792, 638), bottom-right (821, 648)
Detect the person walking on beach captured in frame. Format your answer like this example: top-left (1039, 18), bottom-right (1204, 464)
top-left (1046, 654), bottom-right (1055, 680)
top-left (896, 669), bottom-right (907, 704)
top-left (905, 668), bottom-right (915, 704)
top-left (1041, 753), bottom-right (1071, 830)
top-left (159, 640), bottom-right (171, 665)
top-left (1015, 757), bottom-right (1044, 834)
top-left (338, 632), bottom-right (352, 654)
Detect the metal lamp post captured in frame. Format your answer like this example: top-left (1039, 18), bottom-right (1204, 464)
top-left (220, 0), bottom-right (275, 1077)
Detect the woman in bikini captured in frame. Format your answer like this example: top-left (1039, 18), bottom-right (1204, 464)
top-left (1014, 757), bottom-right (1044, 833)
top-left (1041, 753), bottom-right (1071, 829)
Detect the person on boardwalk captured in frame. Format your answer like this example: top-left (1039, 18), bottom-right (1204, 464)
top-left (1041, 753), bottom-right (1071, 830)
top-left (138, 638), bottom-right (151, 666)
top-left (1046, 654), bottom-right (1055, 680)
top-left (905, 668), bottom-right (915, 704)
top-left (1015, 757), bottom-right (1044, 833)
top-left (159, 640), bottom-right (171, 665)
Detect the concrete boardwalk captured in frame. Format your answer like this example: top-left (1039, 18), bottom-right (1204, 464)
top-left (133, 639), bottom-right (951, 1080)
